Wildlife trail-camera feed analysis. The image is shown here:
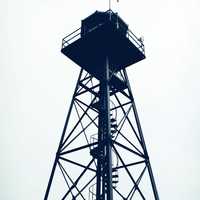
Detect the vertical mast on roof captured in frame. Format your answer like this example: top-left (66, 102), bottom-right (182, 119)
top-left (109, 0), bottom-right (119, 10)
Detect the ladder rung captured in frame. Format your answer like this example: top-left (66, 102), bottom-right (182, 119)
top-left (110, 118), bottom-right (116, 123)
top-left (112, 180), bottom-right (119, 184)
top-left (111, 124), bottom-right (117, 128)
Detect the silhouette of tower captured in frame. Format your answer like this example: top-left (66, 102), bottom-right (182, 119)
top-left (44, 10), bottom-right (159, 200)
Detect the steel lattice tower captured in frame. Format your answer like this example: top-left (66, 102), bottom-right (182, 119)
top-left (44, 10), bottom-right (159, 200)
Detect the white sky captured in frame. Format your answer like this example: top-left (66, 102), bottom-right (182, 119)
top-left (1, 0), bottom-right (200, 199)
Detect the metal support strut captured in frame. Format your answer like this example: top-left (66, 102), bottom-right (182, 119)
top-left (96, 57), bottom-right (113, 200)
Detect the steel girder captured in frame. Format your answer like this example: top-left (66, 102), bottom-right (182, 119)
top-left (44, 66), bottom-right (159, 200)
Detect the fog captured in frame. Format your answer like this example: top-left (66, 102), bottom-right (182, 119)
top-left (0, 0), bottom-right (200, 199)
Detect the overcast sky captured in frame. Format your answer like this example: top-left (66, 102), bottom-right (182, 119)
top-left (1, 0), bottom-right (200, 199)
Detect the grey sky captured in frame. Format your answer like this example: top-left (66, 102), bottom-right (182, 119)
top-left (1, 0), bottom-right (200, 199)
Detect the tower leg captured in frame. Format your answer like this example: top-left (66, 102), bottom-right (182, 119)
top-left (44, 69), bottom-right (83, 200)
top-left (124, 69), bottom-right (160, 200)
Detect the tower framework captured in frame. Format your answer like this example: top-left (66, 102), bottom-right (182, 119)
top-left (44, 10), bottom-right (159, 200)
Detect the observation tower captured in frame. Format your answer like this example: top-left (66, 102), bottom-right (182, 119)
top-left (44, 9), bottom-right (159, 200)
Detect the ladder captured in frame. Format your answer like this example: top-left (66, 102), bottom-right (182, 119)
top-left (89, 107), bottom-right (119, 200)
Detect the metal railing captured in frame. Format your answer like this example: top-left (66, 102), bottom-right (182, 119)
top-left (62, 28), bottom-right (81, 48)
top-left (127, 29), bottom-right (145, 54)
top-left (61, 24), bottom-right (145, 55)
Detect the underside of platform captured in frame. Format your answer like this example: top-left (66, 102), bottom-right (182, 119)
top-left (61, 22), bottom-right (145, 81)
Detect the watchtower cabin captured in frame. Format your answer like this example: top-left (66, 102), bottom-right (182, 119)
top-left (61, 10), bottom-right (145, 92)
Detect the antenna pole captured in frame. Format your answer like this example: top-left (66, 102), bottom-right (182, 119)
top-left (109, 0), bottom-right (111, 10)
